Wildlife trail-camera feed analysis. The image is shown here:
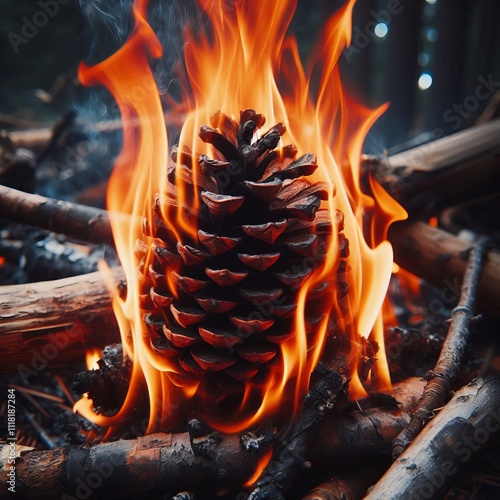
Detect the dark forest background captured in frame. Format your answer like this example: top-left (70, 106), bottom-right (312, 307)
top-left (0, 0), bottom-right (499, 155)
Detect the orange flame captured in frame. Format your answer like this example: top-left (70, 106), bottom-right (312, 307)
top-left (75, 0), bottom-right (406, 436)
top-left (85, 348), bottom-right (102, 371)
top-left (243, 448), bottom-right (273, 488)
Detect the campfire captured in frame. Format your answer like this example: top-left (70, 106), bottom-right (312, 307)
top-left (1, 0), bottom-right (500, 498)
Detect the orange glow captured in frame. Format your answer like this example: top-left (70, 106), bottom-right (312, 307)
top-left (429, 216), bottom-right (438, 228)
top-left (397, 267), bottom-right (421, 297)
top-left (243, 448), bottom-right (273, 488)
top-left (76, 0), bottom-right (406, 436)
top-left (85, 348), bottom-right (102, 370)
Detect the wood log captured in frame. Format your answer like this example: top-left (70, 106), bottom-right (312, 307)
top-left (4, 119), bottom-right (498, 247)
top-left (0, 185), bottom-right (114, 246)
top-left (0, 270), bottom-right (122, 375)
top-left (367, 118), bottom-right (500, 216)
top-left (365, 377), bottom-right (500, 500)
top-left (0, 433), bottom-right (266, 499)
top-left (249, 367), bottom-right (348, 500)
top-left (0, 378), bottom-right (424, 499)
top-left (389, 221), bottom-right (500, 313)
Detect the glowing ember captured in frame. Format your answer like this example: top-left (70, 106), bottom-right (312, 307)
top-left (74, 0), bottom-right (406, 436)
top-left (85, 348), bottom-right (102, 371)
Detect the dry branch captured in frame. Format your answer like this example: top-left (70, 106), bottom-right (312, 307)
top-left (365, 377), bottom-right (500, 500)
top-left (0, 185), bottom-right (114, 246)
top-left (392, 237), bottom-right (489, 458)
top-left (0, 378), bottom-right (424, 499)
top-left (367, 118), bottom-right (500, 216)
top-left (8, 128), bottom-right (52, 152)
top-left (0, 269), bottom-right (122, 374)
top-left (389, 221), bottom-right (500, 313)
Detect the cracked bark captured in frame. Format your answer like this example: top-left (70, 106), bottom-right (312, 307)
top-left (365, 377), bottom-right (500, 500)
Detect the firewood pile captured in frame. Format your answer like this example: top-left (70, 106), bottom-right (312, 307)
top-left (0, 108), bottom-right (499, 499)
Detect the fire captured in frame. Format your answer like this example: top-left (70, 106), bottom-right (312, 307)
top-left (85, 348), bottom-right (102, 371)
top-left (74, 0), bottom-right (406, 436)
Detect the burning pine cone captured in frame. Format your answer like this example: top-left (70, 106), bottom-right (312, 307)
top-left (138, 109), bottom-right (349, 418)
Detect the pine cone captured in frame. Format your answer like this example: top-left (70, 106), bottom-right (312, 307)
top-left (139, 109), bottom-right (349, 420)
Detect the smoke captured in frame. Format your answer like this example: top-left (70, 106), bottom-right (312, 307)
top-left (64, 0), bottom-right (195, 205)
top-left (79, 0), bottom-right (135, 64)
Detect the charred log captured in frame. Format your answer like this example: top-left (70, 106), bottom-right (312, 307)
top-left (248, 366), bottom-right (348, 500)
top-left (72, 344), bottom-right (131, 416)
top-left (0, 378), bottom-right (424, 499)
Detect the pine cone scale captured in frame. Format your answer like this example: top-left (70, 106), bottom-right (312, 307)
top-left (139, 109), bottom-right (348, 421)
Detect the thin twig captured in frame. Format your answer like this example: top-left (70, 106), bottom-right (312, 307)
top-left (11, 384), bottom-right (65, 404)
top-left (392, 236), bottom-right (490, 459)
top-left (25, 413), bottom-right (56, 450)
top-left (55, 375), bottom-right (76, 405)
top-left (17, 392), bottom-right (51, 420)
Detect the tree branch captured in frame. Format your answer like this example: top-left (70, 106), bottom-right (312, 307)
top-left (1, 220), bottom-right (499, 374)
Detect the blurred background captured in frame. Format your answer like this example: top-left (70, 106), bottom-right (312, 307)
top-left (0, 0), bottom-right (499, 197)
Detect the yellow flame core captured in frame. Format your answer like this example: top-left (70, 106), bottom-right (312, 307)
top-left (75, 0), bottom-right (406, 435)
